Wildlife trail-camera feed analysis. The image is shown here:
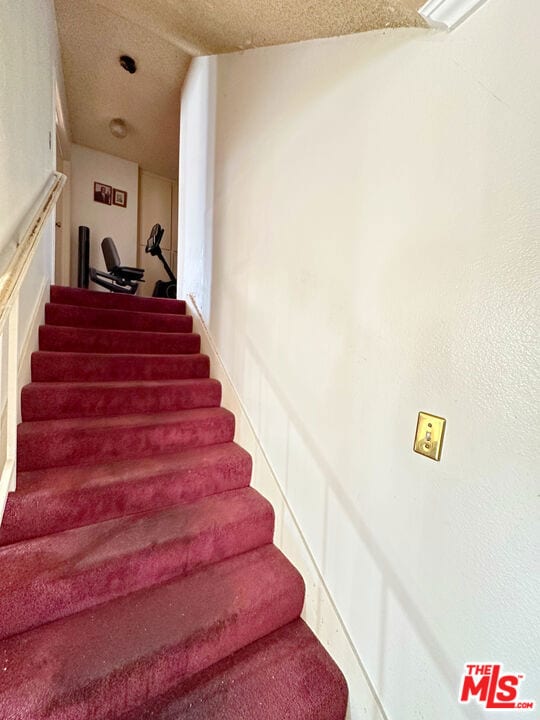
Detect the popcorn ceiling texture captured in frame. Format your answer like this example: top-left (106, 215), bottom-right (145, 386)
top-left (55, 0), bottom-right (190, 178)
top-left (92, 0), bottom-right (426, 54)
top-left (54, 0), bottom-right (424, 177)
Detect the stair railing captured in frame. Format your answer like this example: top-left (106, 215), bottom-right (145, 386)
top-left (0, 171), bottom-right (66, 519)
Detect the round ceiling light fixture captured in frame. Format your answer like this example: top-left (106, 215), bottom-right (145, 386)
top-left (119, 55), bottom-right (137, 74)
top-left (109, 118), bottom-right (128, 139)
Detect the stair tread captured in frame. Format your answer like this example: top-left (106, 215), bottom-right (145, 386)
top-left (19, 406), bottom-right (233, 434)
top-left (39, 324), bottom-right (201, 354)
top-left (31, 351), bottom-right (210, 382)
top-left (15, 442), bottom-right (249, 493)
top-left (0, 487), bottom-right (274, 639)
top-left (50, 286), bottom-right (186, 314)
top-left (1, 443), bottom-right (252, 546)
top-left (33, 350), bottom-right (208, 359)
top-left (40, 324), bottom-right (198, 339)
top-left (45, 302), bottom-right (193, 333)
top-left (46, 302), bottom-right (188, 323)
top-left (1, 487), bottom-right (268, 586)
top-left (39, 324), bottom-right (200, 342)
top-left (23, 378), bottom-right (220, 392)
top-left (21, 378), bottom-right (222, 421)
top-left (17, 407), bottom-right (236, 472)
top-left (120, 619), bottom-right (348, 720)
top-left (0, 545), bottom-right (304, 720)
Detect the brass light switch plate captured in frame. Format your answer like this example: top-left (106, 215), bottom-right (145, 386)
top-left (414, 412), bottom-right (446, 461)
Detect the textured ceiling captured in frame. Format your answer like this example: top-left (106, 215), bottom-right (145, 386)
top-left (55, 0), bottom-right (425, 178)
top-left (55, 0), bottom-right (190, 178)
top-left (90, 0), bottom-right (425, 53)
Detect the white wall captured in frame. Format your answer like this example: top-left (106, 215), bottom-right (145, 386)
top-left (0, 0), bottom-right (57, 272)
top-left (178, 57), bottom-right (216, 318)
top-left (0, 0), bottom-right (59, 386)
top-left (179, 1), bottom-right (539, 718)
top-left (187, 296), bottom-right (385, 720)
top-left (0, 1), bottom-right (60, 509)
top-left (70, 144), bottom-right (138, 285)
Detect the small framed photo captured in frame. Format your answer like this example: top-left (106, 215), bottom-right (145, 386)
top-left (113, 188), bottom-right (128, 208)
top-left (94, 182), bottom-right (112, 205)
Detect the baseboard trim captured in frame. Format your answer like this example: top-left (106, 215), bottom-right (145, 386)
top-left (187, 293), bottom-right (388, 720)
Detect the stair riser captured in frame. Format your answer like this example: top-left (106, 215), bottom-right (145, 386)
top-left (31, 352), bottom-right (210, 383)
top-left (45, 303), bottom-right (193, 334)
top-left (21, 381), bottom-right (222, 421)
top-left (50, 286), bottom-right (186, 314)
top-left (0, 447), bottom-right (252, 545)
top-left (18, 415), bottom-right (235, 471)
top-left (39, 326), bottom-right (201, 354)
top-left (0, 504), bottom-right (274, 639)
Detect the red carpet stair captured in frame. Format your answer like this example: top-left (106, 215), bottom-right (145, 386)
top-left (0, 286), bottom-right (348, 719)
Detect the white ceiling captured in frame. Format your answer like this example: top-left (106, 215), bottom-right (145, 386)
top-left (55, 0), bottom-right (424, 179)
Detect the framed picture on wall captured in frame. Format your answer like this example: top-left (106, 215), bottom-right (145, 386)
top-left (94, 182), bottom-right (112, 205)
top-left (113, 188), bottom-right (128, 208)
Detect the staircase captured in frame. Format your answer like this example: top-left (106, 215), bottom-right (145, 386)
top-left (0, 286), bottom-right (348, 719)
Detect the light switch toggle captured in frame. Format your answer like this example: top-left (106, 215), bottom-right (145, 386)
top-left (414, 412), bottom-right (446, 461)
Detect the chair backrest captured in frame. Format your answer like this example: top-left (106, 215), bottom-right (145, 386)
top-left (101, 237), bottom-right (122, 272)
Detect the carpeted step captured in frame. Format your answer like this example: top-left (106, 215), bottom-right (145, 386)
top-left (45, 303), bottom-right (193, 334)
top-left (21, 378), bottom-right (222, 421)
top-left (39, 325), bottom-right (200, 354)
top-left (0, 544), bottom-right (305, 720)
top-left (120, 619), bottom-right (348, 720)
top-left (5, 284), bottom-right (347, 717)
top-left (0, 443), bottom-right (252, 546)
top-left (17, 407), bottom-right (235, 472)
top-left (50, 285), bottom-right (186, 314)
top-left (0, 487), bottom-right (274, 639)
top-left (32, 351), bottom-right (210, 383)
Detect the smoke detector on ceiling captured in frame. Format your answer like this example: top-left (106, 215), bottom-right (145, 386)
top-left (109, 118), bottom-right (128, 139)
top-left (119, 55), bottom-right (137, 74)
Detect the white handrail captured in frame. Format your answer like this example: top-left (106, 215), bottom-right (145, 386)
top-left (0, 171), bottom-right (66, 519)
top-left (0, 172), bottom-right (66, 330)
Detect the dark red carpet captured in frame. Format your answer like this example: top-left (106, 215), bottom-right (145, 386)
top-left (0, 286), bottom-right (348, 718)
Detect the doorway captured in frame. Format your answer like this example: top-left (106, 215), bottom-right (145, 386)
top-left (54, 87), bottom-right (71, 287)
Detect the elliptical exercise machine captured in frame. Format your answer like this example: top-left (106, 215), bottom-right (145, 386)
top-left (78, 224), bottom-right (177, 298)
top-left (145, 223), bottom-right (177, 299)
